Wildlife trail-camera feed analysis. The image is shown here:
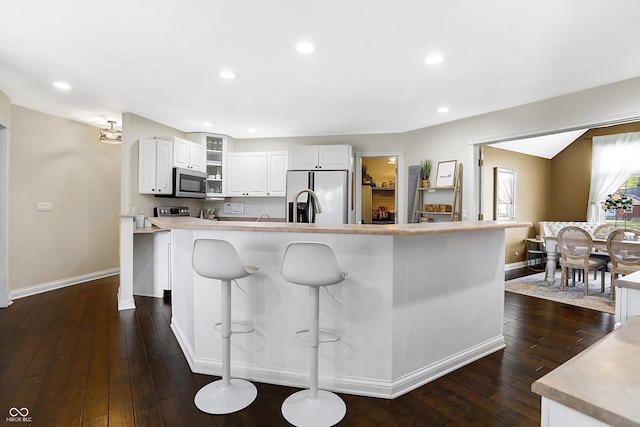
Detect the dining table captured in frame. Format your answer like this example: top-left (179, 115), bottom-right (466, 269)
top-left (544, 233), bottom-right (640, 285)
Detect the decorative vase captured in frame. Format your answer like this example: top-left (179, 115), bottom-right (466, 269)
top-left (421, 180), bottom-right (430, 188)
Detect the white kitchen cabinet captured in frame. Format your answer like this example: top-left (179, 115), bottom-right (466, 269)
top-left (138, 138), bottom-right (173, 195)
top-left (267, 151), bottom-right (288, 197)
top-left (226, 152), bottom-right (267, 197)
top-left (173, 136), bottom-right (205, 173)
top-left (186, 132), bottom-right (233, 199)
top-left (289, 144), bottom-right (351, 170)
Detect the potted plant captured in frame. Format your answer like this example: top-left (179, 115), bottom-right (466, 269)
top-left (420, 160), bottom-right (432, 188)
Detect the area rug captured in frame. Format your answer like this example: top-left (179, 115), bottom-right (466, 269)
top-left (505, 271), bottom-right (615, 314)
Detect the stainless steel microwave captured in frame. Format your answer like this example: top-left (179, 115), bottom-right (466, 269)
top-left (173, 167), bottom-right (206, 198)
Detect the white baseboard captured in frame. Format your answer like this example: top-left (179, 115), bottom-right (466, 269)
top-left (10, 268), bottom-right (119, 300)
top-left (505, 261), bottom-right (528, 271)
top-left (183, 332), bottom-right (506, 399)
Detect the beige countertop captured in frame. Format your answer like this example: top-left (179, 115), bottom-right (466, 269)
top-left (532, 316), bottom-right (640, 426)
top-left (615, 269), bottom-right (640, 291)
top-left (143, 216), bottom-right (531, 236)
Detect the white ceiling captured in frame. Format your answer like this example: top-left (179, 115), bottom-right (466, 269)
top-left (492, 129), bottom-right (588, 159)
top-left (1, 0), bottom-right (640, 140)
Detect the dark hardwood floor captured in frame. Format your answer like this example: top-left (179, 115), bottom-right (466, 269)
top-left (0, 272), bottom-right (614, 426)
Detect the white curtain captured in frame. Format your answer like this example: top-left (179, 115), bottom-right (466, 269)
top-left (587, 132), bottom-right (640, 222)
top-left (497, 171), bottom-right (514, 217)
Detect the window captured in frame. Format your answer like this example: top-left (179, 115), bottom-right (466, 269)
top-left (493, 168), bottom-right (516, 220)
top-left (604, 174), bottom-right (640, 230)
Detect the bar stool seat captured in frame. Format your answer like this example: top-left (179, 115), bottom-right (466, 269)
top-left (280, 241), bottom-right (347, 427)
top-left (192, 238), bottom-right (259, 414)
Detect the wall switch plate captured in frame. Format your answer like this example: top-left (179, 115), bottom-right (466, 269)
top-left (36, 202), bottom-right (53, 212)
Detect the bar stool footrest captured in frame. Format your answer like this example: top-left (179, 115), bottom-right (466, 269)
top-left (214, 321), bottom-right (255, 335)
top-left (295, 329), bottom-right (340, 343)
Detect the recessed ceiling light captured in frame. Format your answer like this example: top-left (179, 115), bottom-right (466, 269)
top-left (437, 106), bottom-right (450, 113)
top-left (425, 54), bottom-right (444, 65)
top-left (248, 128), bottom-right (257, 133)
top-left (294, 41), bottom-right (315, 54)
top-left (53, 81), bottom-right (71, 90)
top-left (219, 70), bottom-right (238, 79)
top-left (202, 122), bottom-right (212, 127)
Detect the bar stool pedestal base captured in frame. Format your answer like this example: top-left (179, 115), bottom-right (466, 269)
top-left (194, 379), bottom-right (257, 414)
top-left (281, 389), bottom-right (346, 427)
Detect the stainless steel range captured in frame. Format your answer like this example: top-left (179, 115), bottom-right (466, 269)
top-left (154, 206), bottom-right (191, 217)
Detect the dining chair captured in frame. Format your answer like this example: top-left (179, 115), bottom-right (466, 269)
top-left (593, 223), bottom-right (616, 240)
top-left (588, 223), bottom-right (616, 275)
top-left (606, 228), bottom-right (640, 299)
top-left (557, 226), bottom-right (606, 295)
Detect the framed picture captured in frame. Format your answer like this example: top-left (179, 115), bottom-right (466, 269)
top-left (435, 160), bottom-right (457, 188)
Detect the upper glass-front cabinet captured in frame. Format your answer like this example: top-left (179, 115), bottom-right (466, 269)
top-left (186, 132), bottom-right (233, 200)
top-left (205, 135), bottom-right (224, 197)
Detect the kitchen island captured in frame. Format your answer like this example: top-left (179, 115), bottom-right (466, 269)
top-left (129, 217), bottom-right (528, 398)
top-left (532, 316), bottom-right (640, 426)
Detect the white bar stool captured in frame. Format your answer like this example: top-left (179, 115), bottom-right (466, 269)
top-left (192, 238), bottom-right (259, 414)
top-left (280, 241), bottom-right (347, 427)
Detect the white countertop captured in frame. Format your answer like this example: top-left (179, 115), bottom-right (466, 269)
top-left (532, 316), bottom-right (640, 426)
top-left (141, 216), bottom-right (531, 236)
top-left (615, 269), bottom-right (640, 291)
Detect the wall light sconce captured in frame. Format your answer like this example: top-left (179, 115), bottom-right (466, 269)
top-left (387, 156), bottom-right (397, 164)
top-left (99, 121), bottom-right (122, 144)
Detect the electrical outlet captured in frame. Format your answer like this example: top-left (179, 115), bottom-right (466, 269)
top-left (36, 201), bottom-right (53, 212)
top-left (244, 206), bottom-right (249, 214)
top-left (514, 251), bottom-right (519, 256)
top-left (223, 203), bottom-right (244, 214)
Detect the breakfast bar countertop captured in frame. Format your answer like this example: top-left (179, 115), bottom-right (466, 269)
top-left (146, 216), bottom-right (531, 236)
top-left (532, 316), bottom-right (640, 427)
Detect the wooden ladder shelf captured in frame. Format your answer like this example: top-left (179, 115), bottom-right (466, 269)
top-left (412, 163), bottom-right (463, 223)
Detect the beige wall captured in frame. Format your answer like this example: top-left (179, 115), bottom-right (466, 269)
top-left (549, 135), bottom-right (592, 221)
top-left (484, 146), bottom-right (551, 265)
top-left (8, 106), bottom-right (120, 291)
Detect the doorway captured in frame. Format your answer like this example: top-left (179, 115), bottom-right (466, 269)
top-left (355, 151), bottom-right (405, 224)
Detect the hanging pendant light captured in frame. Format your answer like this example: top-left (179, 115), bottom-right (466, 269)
top-left (99, 121), bottom-right (122, 144)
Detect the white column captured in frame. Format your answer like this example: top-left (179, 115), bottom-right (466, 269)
top-left (118, 215), bottom-right (136, 310)
top-left (0, 127), bottom-right (10, 308)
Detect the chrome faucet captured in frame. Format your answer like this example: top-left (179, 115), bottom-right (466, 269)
top-left (256, 213), bottom-right (271, 222)
top-left (292, 189), bottom-right (322, 223)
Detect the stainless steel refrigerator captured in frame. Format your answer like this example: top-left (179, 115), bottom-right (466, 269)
top-left (286, 170), bottom-right (348, 224)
